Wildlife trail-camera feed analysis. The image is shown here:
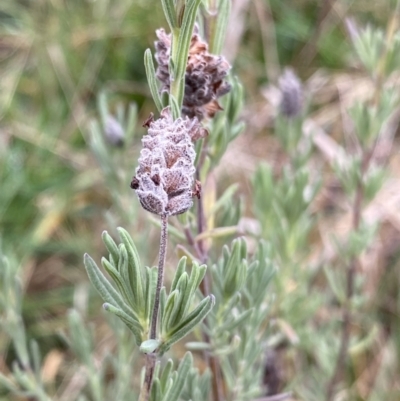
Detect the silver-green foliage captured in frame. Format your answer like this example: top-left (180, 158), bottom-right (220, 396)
top-left (253, 164), bottom-right (320, 262)
top-left (0, 251), bottom-right (52, 401)
top-left (207, 239), bottom-right (276, 400)
top-left (84, 229), bottom-right (214, 354)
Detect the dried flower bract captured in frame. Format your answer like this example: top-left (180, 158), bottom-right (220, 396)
top-left (131, 107), bottom-right (203, 216)
top-left (155, 26), bottom-right (231, 120)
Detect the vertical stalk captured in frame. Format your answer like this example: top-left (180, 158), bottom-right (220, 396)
top-left (196, 169), bottom-right (224, 401)
top-left (170, 28), bottom-right (185, 115)
top-left (139, 214), bottom-right (168, 401)
top-left (326, 152), bottom-right (371, 401)
top-left (151, 214), bottom-right (168, 339)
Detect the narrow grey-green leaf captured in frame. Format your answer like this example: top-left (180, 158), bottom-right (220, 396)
top-left (117, 245), bottom-right (138, 309)
top-left (97, 91), bottom-right (109, 129)
top-left (169, 94), bottom-right (181, 120)
top-left (171, 257), bottom-right (187, 291)
top-left (102, 257), bottom-right (134, 309)
top-left (102, 231), bottom-right (119, 267)
top-left (144, 49), bottom-right (163, 112)
top-left (229, 77), bottom-right (244, 123)
top-left (175, 272), bottom-right (189, 299)
top-left (145, 266), bottom-right (158, 324)
top-left (160, 359), bottom-right (173, 392)
top-left (185, 341), bottom-right (212, 351)
top-left (30, 340), bottom-right (41, 379)
top-left (165, 288), bottom-right (184, 331)
top-left (84, 254), bottom-right (136, 320)
top-left (223, 240), bottom-right (241, 297)
top-left (210, 184), bottom-right (239, 216)
top-left (162, 377), bottom-right (174, 400)
top-left (153, 361), bottom-right (161, 384)
top-left (118, 228), bottom-right (145, 312)
top-left (209, 0), bottom-right (230, 54)
top-left (162, 290), bottom-right (179, 334)
top-left (161, 296), bottom-right (214, 353)
top-left (103, 303), bottom-right (142, 345)
top-left (179, 263), bottom-right (201, 318)
top-left (150, 378), bottom-right (161, 401)
top-left (176, 0), bottom-right (202, 79)
top-left (159, 287), bottom-right (167, 330)
top-left (193, 264), bottom-right (207, 294)
top-left (220, 308), bottom-right (253, 332)
top-left (161, 0), bottom-right (178, 29)
top-left (162, 352), bottom-right (193, 401)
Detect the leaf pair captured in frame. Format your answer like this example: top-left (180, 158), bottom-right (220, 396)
top-left (158, 257), bottom-right (214, 354)
top-left (149, 352), bottom-right (193, 401)
top-left (211, 237), bottom-right (248, 301)
top-left (84, 228), bottom-right (157, 345)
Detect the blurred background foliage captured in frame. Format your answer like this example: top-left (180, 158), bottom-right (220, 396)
top-left (1, 0), bottom-right (400, 400)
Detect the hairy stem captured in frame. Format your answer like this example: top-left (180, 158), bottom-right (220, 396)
top-left (139, 214), bottom-right (168, 401)
top-left (150, 214), bottom-right (168, 339)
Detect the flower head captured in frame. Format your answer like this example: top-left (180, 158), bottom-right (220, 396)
top-left (131, 107), bottom-right (204, 216)
top-left (155, 26), bottom-right (231, 120)
top-left (278, 68), bottom-right (304, 118)
top-left (104, 115), bottom-right (124, 147)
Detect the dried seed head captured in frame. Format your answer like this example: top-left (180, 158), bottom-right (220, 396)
top-left (132, 107), bottom-right (203, 216)
top-left (278, 68), bottom-right (304, 118)
top-left (155, 26), bottom-right (231, 120)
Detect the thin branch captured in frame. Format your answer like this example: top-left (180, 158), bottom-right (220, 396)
top-left (195, 170), bottom-right (224, 401)
top-left (150, 214), bottom-right (168, 339)
top-left (139, 214), bottom-right (168, 401)
top-left (253, 392), bottom-right (293, 401)
top-left (182, 165), bottom-right (224, 401)
top-left (326, 150), bottom-right (371, 401)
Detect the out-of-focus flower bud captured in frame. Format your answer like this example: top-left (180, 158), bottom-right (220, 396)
top-left (278, 68), bottom-right (304, 118)
top-left (104, 115), bottom-right (125, 147)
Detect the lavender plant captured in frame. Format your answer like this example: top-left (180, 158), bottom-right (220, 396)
top-left (325, 18), bottom-right (400, 401)
top-left (83, 2), bottom-right (273, 401)
top-left (252, 11), bottom-right (400, 401)
top-left (6, 2), bottom-right (399, 401)
top-left (0, 249), bottom-right (52, 401)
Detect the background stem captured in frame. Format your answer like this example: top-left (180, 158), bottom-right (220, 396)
top-left (326, 151), bottom-right (371, 401)
top-left (195, 168), bottom-right (224, 401)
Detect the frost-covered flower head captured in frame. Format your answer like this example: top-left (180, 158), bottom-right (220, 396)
top-left (155, 26), bottom-right (231, 120)
top-left (130, 107), bottom-right (205, 216)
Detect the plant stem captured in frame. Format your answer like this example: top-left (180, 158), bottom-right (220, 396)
top-left (183, 169), bottom-right (224, 401)
top-left (326, 151), bottom-right (371, 401)
top-left (195, 169), bottom-right (224, 401)
top-left (139, 214), bottom-right (168, 401)
top-left (150, 214), bottom-right (168, 339)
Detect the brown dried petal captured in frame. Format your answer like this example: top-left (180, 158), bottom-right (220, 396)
top-left (166, 192), bottom-right (194, 216)
top-left (162, 169), bottom-right (192, 194)
top-left (135, 174), bottom-right (168, 215)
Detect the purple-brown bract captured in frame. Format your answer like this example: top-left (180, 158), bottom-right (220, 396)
top-left (155, 26), bottom-right (231, 120)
